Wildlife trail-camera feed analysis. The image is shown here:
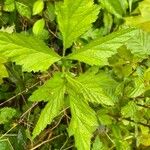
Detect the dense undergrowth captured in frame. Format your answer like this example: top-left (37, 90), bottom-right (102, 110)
top-left (0, 0), bottom-right (150, 149)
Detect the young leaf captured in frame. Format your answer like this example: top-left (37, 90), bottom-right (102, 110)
top-left (0, 107), bottom-right (16, 124)
top-left (66, 71), bottom-right (116, 105)
top-left (68, 28), bottom-right (137, 66)
top-left (121, 101), bottom-right (138, 119)
top-left (30, 73), bottom-right (65, 139)
top-left (29, 73), bottom-right (65, 102)
top-left (33, 19), bottom-right (45, 35)
top-left (55, 0), bottom-right (100, 49)
top-left (33, 0), bottom-right (44, 15)
top-left (0, 32), bottom-right (61, 72)
top-left (68, 94), bottom-right (98, 150)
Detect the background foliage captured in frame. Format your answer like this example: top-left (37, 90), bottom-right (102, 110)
top-left (0, 0), bottom-right (150, 149)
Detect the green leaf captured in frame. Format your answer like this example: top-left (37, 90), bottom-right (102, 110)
top-left (3, 0), bottom-right (15, 12)
top-left (100, 0), bottom-right (127, 18)
top-left (125, 0), bottom-right (150, 32)
top-left (33, 0), bottom-right (44, 15)
top-left (16, 1), bottom-right (31, 18)
top-left (68, 28), bottom-right (137, 66)
top-left (126, 30), bottom-right (150, 57)
top-left (31, 73), bottom-right (65, 139)
top-left (0, 32), bottom-right (61, 72)
top-left (29, 73), bottom-right (65, 102)
top-left (55, 0), bottom-right (100, 49)
top-left (92, 136), bottom-right (106, 150)
top-left (0, 56), bottom-right (8, 83)
top-left (0, 107), bottom-right (16, 124)
top-left (128, 77), bottom-right (145, 98)
top-left (33, 19), bottom-right (45, 35)
top-left (121, 101), bottom-right (138, 119)
top-left (0, 139), bottom-right (13, 150)
top-left (66, 71), bottom-right (117, 105)
top-left (68, 94), bottom-right (98, 150)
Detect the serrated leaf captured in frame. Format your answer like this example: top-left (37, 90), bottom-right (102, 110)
top-left (0, 32), bottom-right (61, 72)
top-left (128, 77), bottom-right (145, 98)
top-left (16, 1), bottom-right (31, 18)
top-left (68, 94), bottom-right (98, 150)
top-left (0, 107), bottom-right (16, 124)
top-left (55, 0), bottom-right (100, 49)
top-left (0, 56), bottom-right (8, 83)
top-left (66, 71), bottom-right (117, 105)
top-left (33, 0), bottom-right (44, 15)
top-left (31, 73), bottom-right (65, 139)
top-left (33, 19), bottom-right (45, 35)
top-left (121, 101), bottom-right (138, 119)
top-left (126, 30), bottom-right (150, 57)
top-left (29, 73), bottom-right (65, 102)
top-left (68, 28), bottom-right (137, 66)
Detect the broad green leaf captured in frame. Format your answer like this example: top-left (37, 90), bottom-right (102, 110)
top-left (29, 73), bottom-right (65, 102)
top-left (68, 28), bottom-right (137, 66)
top-left (126, 30), bottom-right (150, 57)
top-left (66, 71), bottom-right (117, 105)
top-left (55, 0), bottom-right (100, 49)
top-left (68, 94), bottom-right (98, 150)
top-left (100, 0), bottom-right (127, 18)
top-left (33, 19), bottom-right (45, 35)
top-left (33, 0), bottom-right (44, 15)
top-left (31, 73), bottom-right (65, 139)
top-left (0, 56), bottom-right (8, 83)
top-left (121, 101), bottom-right (138, 119)
top-left (0, 32), bottom-right (61, 72)
top-left (0, 107), bottom-right (16, 124)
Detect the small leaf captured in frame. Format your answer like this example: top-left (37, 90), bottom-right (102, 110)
top-left (0, 32), bottom-right (61, 72)
top-left (3, 0), bottom-right (15, 12)
top-left (16, 1), bottom-right (31, 19)
top-left (68, 93), bottom-right (98, 150)
top-left (31, 73), bottom-right (65, 139)
top-left (33, 19), bottom-right (45, 35)
top-left (92, 136), bottom-right (106, 150)
top-left (0, 107), bottom-right (16, 124)
top-left (33, 0), bottom-right (44, 15)
top-left (68, 28), bottom-right (137, 66)
top-left (121, 101), bottom-right (138, 119)
top-left (55, 0), bottom-right (100, 49)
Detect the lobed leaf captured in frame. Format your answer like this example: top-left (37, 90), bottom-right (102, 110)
top-left (68, 93), bottom-right (98, 150)
top-left (55, 0), bottom-right (100, 49)
top-left (68, 28), bottom-right (138, 66)
top-left (30, 73), bottom-right (65, 139)
top-left (0, 32), bottom-right (61, 72)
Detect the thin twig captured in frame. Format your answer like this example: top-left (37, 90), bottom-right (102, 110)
top-left (0, 81), bottom-right (40, 106)
top-left (30, 134), bottom-right (63, 150)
